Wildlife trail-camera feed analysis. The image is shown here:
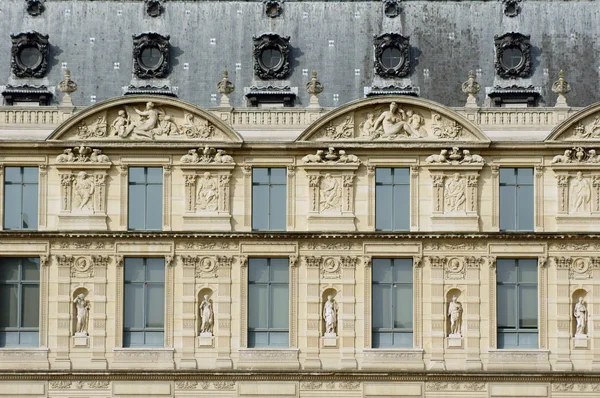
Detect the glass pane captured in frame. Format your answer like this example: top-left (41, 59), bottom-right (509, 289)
top-left (145, 184), bottom-right (163, 230)
top-left (124, 284), bottom-right (144, 328)
top-left (499, 185), bottom-right (516, 231)
top-left (392, 259), bottom-right (413, 282)
top-left (270, 168), bottom-right (287, 185)
top-left (497, 285), bottom-right (516, 328)
top-left (372, 332), bottom-right (391, 348)
top-left (252, 185), bottom-right (269, 230)
top-left (519, 285), bottom-right (538, 329)
top-left (146, 258), bottom-right (165, 282)
top-left (497, 259), bottom-right (516, 283)
top-left (372, 284), bottom-right (391, 329)
top-left (21, 284), bottom-right (39, 328)
top-left (0, 259), bottom-right (19, 281)
top-left (146, 284), bottom-right (164, 328)
top-left (22, 167), bottom-right (38, 184)
top-left (4, 184), bottom-right (22, 229)
top-left (518, 259), bottom-right (538, 283)
top-left (499, 168), bottom-right (516, 185)
top-left (0, 284), bottom-right (18, 327)
top-left (248, 284), bottom-right (268, 329)
top-left (393, 184), bottom-right (410, 231)
top-left (270, 284), bottom-right (289, 329)
top-left (268, 331), bottom-right (288, 347)
top-left (497, 331), bottom-right (517, 349)
top-left (18, 331), bottom-right (38, 347)
top-left (252, 168), bottom-right (269, 184)
top-left (393, 284), bottom-right (413, 329)
top-left (0, 331), bottom-right (19, 347)
top-left (129, 167), bottom-right (146, 183)
top-left (144, 331), bottom-right (164, 347)
top-left (4, 167), bottom-right (22, 183)
top-left (516, 184), bottom-right (534, 231)
top-left (128, 184), bottom-right (146, 229)
top-left (269, 184), bottom-right (286, 230)
top-left (372, 259), bottom-right (392, 282)
top-left (123, 331), bottom-right (143, 347)
top-left (146, 167), bottom-right (163, 184)
top-left (248, 331), bottom-right (268, 348)
top-left (375, 185), bottom-right (392, 231)
top-left (518, 332), bottom-right (538, 348)
top-left (517, 168), bottom-right (534, 185)
top-left (393, 168), bottom-right (410, 184)
top-left (392, 332), bottom-right (413, 348)
top-left (270, 259), bottom-right (289, 282)
top-left (22, 258), bottom-right (39, 281)
top-left (21, 182), bottom-right (38, 229)
top-left (124, 258), bottom-right (144, 282)
top-left (375, 168), bottom-right (392, 184)
top-left (248, 259), bottom-right (268, 282)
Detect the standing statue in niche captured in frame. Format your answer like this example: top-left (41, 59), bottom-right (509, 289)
top-left (73, 171), bottom-right (95, 211)
top-left (574, 296), bottom-right (587, 337)
top-left (73, 293), bottom-right (90, 336)
top-left (199, 295), bottom-right (214, 335)
top-left (196, 172), bottom-right (218, 211)
top-left (320, 174), bottom-right (341, 211)
top-left (570, 172), bottom-right (591, 213)
top-left (444, 173), bottom-right (466, 212)
top-left (323, 295), bottom-right (338, 336)
top-left (448, 295), bottom-right (463, 337)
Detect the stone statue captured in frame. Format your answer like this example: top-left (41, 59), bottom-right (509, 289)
top-left (551, 149), bottom-right (572, 164)
top-left (372, 102), bottom-right (419, 138)
top-left (56, 148), bottom-right (75, 163)
top-left (360, 113), bottom-right (376, 137)
top-left (444, 173), bottom-right (465, 212)
top-left (425, 149), bottom-right (449, 164)
top-left (73, 171), bottom-right (95, 211)
top-left (302, 150), bottom-right (324, 163)
top-left (336, 150), bottom-right (360, 164)
top-left (73, 293), bottom-right (90, 336)
top-left (214, 149), bottom-right (234, 163)
top-left (110, 110), bottom-right (130, 137)
top-left (320, 173), bottom-right (341, 211)
top-left (323, 295), bottom-right (338, 335)
top-left (199, 295), bottom-right (214, 335)
top-left (180, 149), bottom-right (200, 163)
top-left (570, 172), bottom-right (591, 213)
top-left (448, 295), bottom-right (463, 337)
top-left (196, 172), bottom-right (218, 211)
top-left (460, 149), bottom-right (485, 164)
top-left (574, 296), bottom-right (587, 337)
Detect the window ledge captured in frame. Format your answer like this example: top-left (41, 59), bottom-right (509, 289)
top-left (0, 347), bottom-right (49, 369)
top-left (112, 348), bottom-right (175, 369)
top-left (238, 348), bottom-right (300, 370)
top-left (361, 348), bottom-right (424, 370)
top-left (487, 349), bottom-right (550, 371)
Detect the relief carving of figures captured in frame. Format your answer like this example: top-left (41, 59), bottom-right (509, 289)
top-left (372, 102), bottom-right (425, 139)
top-left (444, 173), bottom-right (466, 212)
top-left (77, 115), bottom-right (107, 138)
top-left (196, 172), bottom-right (218, 211)
top-left (448, 295), bottom-right (463, 337)
top-left (56, 146), bottom-right (110, 163)
top-left (425, 147), bottom-right (484, 165)
top-left (570, 172), bottom-right (591, 213)
top-left (432, 113), bottom-right (463, 139)
top-left (180, 146), bottom-right (234, 164)
top-left (574, 118), bottom-right (600, 139)
top-left (199, 295), bottom-right (214, 335)
top-left (73, 293), bottom-right (90, 336)
top-left (302, 147), bottom-right (360, 164)
top-left (73, 171), bottom-right (95, 211)
top-left (320, 174), bottom-right (341, 211)
top-left (574, 297), bottom-right (587, 337)
top-left (551, 147), bottom-right (600, 164)
top-left (323, 295), bottom-right (338, 335)
top-left (182, 112), bottom-right (215, 138)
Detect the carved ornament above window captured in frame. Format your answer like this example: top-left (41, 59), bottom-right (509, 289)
top-left (132, 32), bottom-right (170, 79)
top-left (10, 31), bottom-right (49, 78)
top-left (25, 0), bottom-right (45, 16)
top-left (494, 32), bottom-right (531, 79)
top-left (373, 33), bottom-right (410, 78)
top-left (144, 0), bottom-right (163, 17)
top-left (252, 33), bottom-right (291, 80)
top-left (502, 0), bottom-right (523, 18)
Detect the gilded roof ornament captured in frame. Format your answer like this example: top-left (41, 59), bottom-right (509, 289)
top-left (461, 70), bottom-right (480, 108)
top-left (552, 70), bottom-right (572, 107)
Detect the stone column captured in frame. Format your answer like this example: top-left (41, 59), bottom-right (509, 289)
top-left (59, 173), bottom-right (73, 212)
top-left (54, 255), bottom-right (72, 369)
top-left (93, 174), bottom-right (107, 214)
top-left (118, 165), bottom-right (128, 230)
top-left (304, 256), bottom-right (322, 369)
top-left (340, 257), bottom-right (358, 369)
top-left (428, 256), bottom-right (446, 370)
top-left (183, 174), bottom-right (196, 212)
top-left (91, 255), bottom-right (109, 368)
top-left (215, 256), bottom-right (234, 369)
top-left (465, 257), bottom-right (483, 370)
top-left (162, 165), bottom-right (172, 231)
top-left (38, 164), bottom-right (47, 230)
top-left (554, 257), bottom-right (573, 370)
top-left (179, 255), bottom-right (197, 369)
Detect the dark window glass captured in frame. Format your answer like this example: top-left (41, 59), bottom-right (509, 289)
top-left (128, 167), bottom-right (163, 230)
top-left (18, 47), bottom-right (42, 68)
top-left (381, 47), bottom-right (404, 69)
top-left (260, 48), bottom-right (282, 69)
top-left (376, 168), bottom-right (410, 231)
top-left (501, 47), bottom-right (524, 69)
top-left (4, 167), bottom-right (38, 230)
top-left (499, 168), bottom-right (534, 231)
top-left (252, 168), bottom-right (286, 231)
top-left (140, 46), bottom-right (162, 69)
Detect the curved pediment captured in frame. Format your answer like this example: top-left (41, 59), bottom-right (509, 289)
top-left (546, 103), bottom-right (600, 143)
top-left (296, 96), bottom-right (490, 145)
top-left (47, 95), bottom-right (243, 143)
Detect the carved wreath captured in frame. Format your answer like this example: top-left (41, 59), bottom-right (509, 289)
top-left (10, 31), bottom-right (49, 78)
top-left (252, 33), bottom-right (291, 80)
top-left (132, 32), bottom-right (170, 79)
top-left (494, 32), bottom-right (532, 79)
top-left (373, 33), bottom-right (410, 78)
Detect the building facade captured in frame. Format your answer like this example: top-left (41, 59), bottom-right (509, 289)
top-left (2, 0), bottom-right (600, 397)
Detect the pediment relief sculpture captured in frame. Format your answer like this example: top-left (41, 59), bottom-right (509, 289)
top-left (56, 146), bottom-right (111, 164)
top-left (180, 146), bottom-right (235, 164)
top-left (424, 147), bottom-right (485, 165)
top-left (550, 147), bottom-right (600, 165)
top-left (302, 147), bottom-right (360, 165)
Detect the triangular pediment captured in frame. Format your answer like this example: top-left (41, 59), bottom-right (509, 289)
top-left (47, 95), bottom-right (243, 143)
top-left (296, 96), bottom-right (490, 145)
top-left (546, 103), bottom-right (600, 143)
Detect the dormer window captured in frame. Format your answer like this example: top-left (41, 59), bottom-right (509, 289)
top-left (10, 31), bottom-right (49, 78)
top-left (252, 33), bottom-right (291, 80)
top-left (494, 32), bottom-right (531, 79)
top-left (373, 33), bottom-right (410, 78)
top-left (132, 32), bottom-right (170, 79)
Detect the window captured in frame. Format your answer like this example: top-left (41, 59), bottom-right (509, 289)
top-left (372, 258), bottom-right (413, 348)
top-left (128, 167), bottom-right (162, 230)
top-left (376, 168), bottom-right (410, 231)
top-left (0, 258), bottom-right (40, 347)
top-left (248, 258), bottom-right (289, 347)
top-left (497, 258), bottom-right (538, 348)
top-left (123, 258), bottom-right (165, 347)
top-left (499, 168), bottom-right (534, 231)
top-left (4, 166), bottom-right (38, 230)
top-left (252, 168), bottom-right (286, 231)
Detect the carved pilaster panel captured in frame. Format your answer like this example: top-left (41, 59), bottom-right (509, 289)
top-left (118, 165), bottom-right (128, 229)
top-left (491, 165), bottom-right (500, 229)
top-left (535, 165), bottom-right (544, 231)
top-left (287, 166), bottom-right (295, 228)
top-left (243, 165), bottom-right (252, 227)
top-left (410, 165), bottom-right (419, 229)
top-left (367, 165), bottom-right (375, 228)
top-left (163, 165), bottom-right (172, 230)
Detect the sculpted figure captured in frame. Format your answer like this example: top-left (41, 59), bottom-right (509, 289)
top-left (373, 102), bottom-right (419, 138)
top-left (56, 148), bottom-right (75, 163)
top-left (158, 115), bottom-right (180, 136)
top-left (448, 295), bottom-right (463, 337)
top-left (214, 149), bottom-right (234, 163)
top-left (425, 149), bottom-right (449, 164)
top-left (360, 113), bottom-right (376, 137)
top-left (323, 295), bottom-right (338, 335)
top-left (196, 172), bottom-right (218, 211)
top-left (405, 109), bottom-right (425, 137)
top-left (588, 149), bottom-right (599, 163)
top-left (199, 295), bottom-right (214, 335)
top-left (73, 171), bottom-right (95, 211)
top-left (460, 149), bottom-right (485, 164)
top-left (551, 149), bottom-right (572, 164)
top-left (73, 293), bottom-right (90, 336)
top-left (90, 149), bottom-right (110, 163)
top-left (444, 173), bottom-right (466, 212)
top-left (181, 149), bottom-right (199, 163)
top-left (302, 150), bottom-right (324, 163)
top-left (320, 173), bottom-right (341, 211)
top-left (123, 102), bottom-right (161, 139)
top-left (337, 150), bottom-right (359, 163)
top-left (570, 172), bottom-right (591, 213)
top-left (110, 110), bottom-right (130, 137)
top-left (574, 296), bottom-right (587, 336)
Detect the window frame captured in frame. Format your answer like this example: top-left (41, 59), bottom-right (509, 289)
top-left (499, 167), bottom-right (534, 232)
top-left (375, 167), bottom-right (410, 231)
top-left (3, 166), bottom-right (39, 231)
top-left (127, 166), bottom-right (163, 231)
top-left (251, 167), bottom-right (287, 231)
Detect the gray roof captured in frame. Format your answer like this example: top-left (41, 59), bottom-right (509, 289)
top-left (1, 0), bottom-right (597, 108)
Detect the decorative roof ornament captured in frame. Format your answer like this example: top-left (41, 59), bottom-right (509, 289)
top-left (263, 0), bottom-right (283, 18)
top-left (551, 70), bottom-right (572, 107)
top-left (382, 0), bottom-right (400, 18)
top-left (25, 0), bottom-right (45, 16)
top-left (502, 0), bottom-right (523, 18)
top-left (144, 0), bottom-right (163, 18)
top-left (58, 69), bottom-right (77, 106)
top-left (461, 70), bottom-right (480, 108)
top-left (306, 71), bottom-right (324, 108)
top-left (216, 70), bottom-right (235, 107)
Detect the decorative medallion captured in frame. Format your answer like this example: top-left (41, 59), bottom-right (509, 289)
top-left (252, 33), bottom-right (291, 80)
top-left (382, 0), bottom-right (400, 18)
top-left (373, 33), bottom-right (410, 78)
top-left (494, 32), bottom-right (531, 78)
top-left (25, 0), bottom-right (45, 16)
top-left (10, 31), bottom-right (49, 78)
top-left (502, 0), bottom-right (523, 18)
top-left (264, 0), bottom-right (283, 18)
top-left (144, 0), bottom-right (163, 17)
top-left (132, 32), bottom-right (170, 79)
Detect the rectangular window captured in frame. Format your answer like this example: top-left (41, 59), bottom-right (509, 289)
top-left (499, 168), bottom-right (534, 231)
top-left (375, 168), bottom-right (410, 231)
top-left (372, 258), bottom-right (413, 348)
top-left (248, 258), bottom-right (289, 347)
top-left (4, 166), bottom-right (38, 230)
top-left (128, 167), bottom-right (163, 230)
top-left (123, 258), bottom-right (165, 347)
top-left (0, 258), bottom-right (40, 347)
top-left (252, 168), bottom-right (286, 231)
top-left (497, 258), bottom-right (538, 349)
